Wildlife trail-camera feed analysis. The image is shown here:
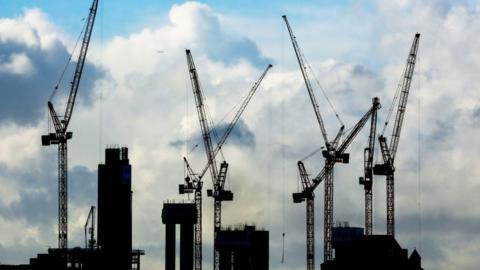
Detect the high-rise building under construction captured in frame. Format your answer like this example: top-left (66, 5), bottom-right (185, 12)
top-left (98, 147), bottom-right (134, 270)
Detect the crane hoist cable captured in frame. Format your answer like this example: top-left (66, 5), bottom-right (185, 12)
top-left (97, 2), bottom-right (105, 164)
top-left (280, 24), bottom-right (287, 263)
top-left (281, 92), bottom-right (287, 264)
top-left (415, 51), bottom-right (422, 251)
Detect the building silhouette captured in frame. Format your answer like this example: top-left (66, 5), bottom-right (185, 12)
top-left (161, 202), bottom-right (197, 270)
top-left (217, 225), bottom-right (269, 270)
top-left (321, 224), bottom-right (423, 270)
top-left (0, 147), bottom-right (144, 270)
top-left (98, 147), bottom-right (136, 270)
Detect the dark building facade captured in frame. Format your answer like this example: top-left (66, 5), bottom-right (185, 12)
top-left (321, 225), bottom-right (423, 270)
top-left (216, 225), bottom-right (269, 270)
top-left (0, 147), bottom-right (144, 270)
top-left (98, 147), bottom-right (133, 270)
top-left (0, 247), bottom-right (144, 270)
top-left (161, 202), bottom-right (197, 270)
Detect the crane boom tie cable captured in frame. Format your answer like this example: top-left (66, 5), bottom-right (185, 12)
top-left (49, 18), bottom-right (87, 102)
top-left (187, 87), bottom-right (248, 157)
top-left (299, 48), bottom-right (344, 127)
top-left (381, 63), bottom-right (409, 135)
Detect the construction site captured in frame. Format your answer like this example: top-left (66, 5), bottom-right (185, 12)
top-left (1, 1), bottom-right (450, 270)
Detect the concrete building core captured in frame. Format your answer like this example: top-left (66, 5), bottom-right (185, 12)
top-left (162, 202), bottom-right (197, 270)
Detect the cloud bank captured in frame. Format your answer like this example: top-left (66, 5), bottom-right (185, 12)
top-left (1, 1), bottom-right (480, 270)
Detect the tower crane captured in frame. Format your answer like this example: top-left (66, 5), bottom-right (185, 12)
top-left (180, 157), bottom-right (203, 270)
top-left (84, 206), bottom-right (96, 249)
top-left (41, 0), bottom-right (99, 249)
top-left (296, 161), bottom-right (315, 269)
top-left (294, 98), bottom-right (380, 268)
top-left (283, 14), bottom-right (350, 264)
top-left (359, 98), bottom-right (380, 235)
top-left (183, 49), bottom-right (272, 270)
top-left (373, 33), bottom-right (420, 236)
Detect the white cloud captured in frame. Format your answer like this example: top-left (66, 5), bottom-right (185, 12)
top-left (2, 1), bottom-right (480, 270)
top-left (0, 8), bottom-right (63, 50)
top-left (0, 53), bottom-right (34, 75)
top-left (0, 17), bottom-right (39, 48)
top-left (0, 7), bottom-right (102, 125)
top-left (73, 2), bottom-right (480, 268)
top-left (0, 123), bottom-right (41, 169)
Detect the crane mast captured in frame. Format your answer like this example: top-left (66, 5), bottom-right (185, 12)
top-left (293, 98), bottom-right (380, 265)
top-left (180, 157), bottom-right (203, 270)
top-left (296, 161), bottom-right (315, 270)
top-left (186, 50), bottom-right (219, 183)
top-left (359, 98), bottom-right (380, 235)
top-left (186, 49), bottom-right (222, 269)
top-left (184, 49), bottom-right (271, 270)
top-left (41, 0), bottom-right (98, 249)
top-left (374, 33), bottom-right (420, 236)
top-left (283, 14), bottom-right (348, 264)
top-left (323, 98), bottom-right (379, 261)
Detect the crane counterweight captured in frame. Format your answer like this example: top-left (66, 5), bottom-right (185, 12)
top-left (41, 0), bottom-right (99, 249)
top-left (183, 50), bottom-right (271, 270)
top-left (284, 14), bottom-right (381, 265)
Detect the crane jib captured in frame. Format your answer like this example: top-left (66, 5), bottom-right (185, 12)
top-left (63, 0), bottom-right (99, 129)
top-left (282, 15), bottom-right (330, 146)
top-left (197, 64), bottom-right (273, 179)
top-left (388, 33), bottom-right (420, 162)
top-left (297, 98), bottom-right (381, 195)
top-left (41, 0), bottom-right (99, 250)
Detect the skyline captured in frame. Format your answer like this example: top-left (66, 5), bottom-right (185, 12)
top-left (1, 1), bottom-right (480, 269)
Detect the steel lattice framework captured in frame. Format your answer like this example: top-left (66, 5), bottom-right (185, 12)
top-left (374, 33), bottom-right (420, 236)
top-left (41, 0), bottom-right (98, 249)
top-left (183, 49), bottom-right (271, 270)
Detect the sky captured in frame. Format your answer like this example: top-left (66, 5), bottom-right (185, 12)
top-left (1, 0), bottom-right (480, 269)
